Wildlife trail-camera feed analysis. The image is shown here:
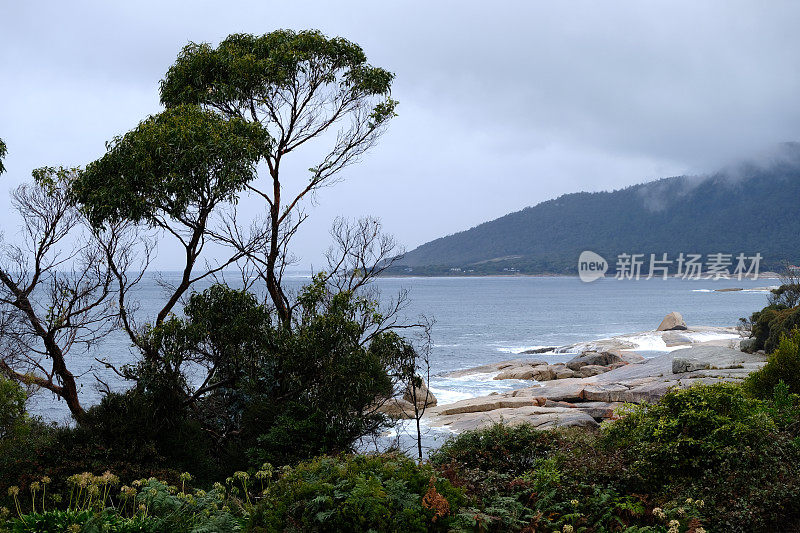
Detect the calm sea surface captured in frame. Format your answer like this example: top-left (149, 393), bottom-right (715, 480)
top-left (30, 274), bottom-right (774, 421)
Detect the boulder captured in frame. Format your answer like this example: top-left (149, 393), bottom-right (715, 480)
top-left (435, 396), bottom-right (543, 416)
top-left (554, 366), bottom-right (577, 379)
top-left (576, 364), bottom-right (609, 378)
top-left (377, 398), bottom-right (415, 419)
top-left (672, 357), bottom-right (711, 374)
top-left (566, 351), bottom-right (623, 370)
top-left (403, 379), bottom-right (437, 408)
top-left (494, 361), bottom-right (547, 380)
top-left (657, 311), bottom-right (687, 331)
top-left (431, 405), bottom-right (599, 432)
top-left (740, 338), bottom-right (757, 353)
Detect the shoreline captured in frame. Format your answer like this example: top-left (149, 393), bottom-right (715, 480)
top-left (405, 319), bottom-right (766, 434)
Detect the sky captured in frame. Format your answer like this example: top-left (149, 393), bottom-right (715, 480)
top-left (1, 1), bottom-right (799, 269)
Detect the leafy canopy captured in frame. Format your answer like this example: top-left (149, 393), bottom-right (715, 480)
top-left (160, 29), bottom-right (394, 115)
top-left (0, 137), bottom-right (6, 175)
top-left (71, 104), bottom-right (270, 227)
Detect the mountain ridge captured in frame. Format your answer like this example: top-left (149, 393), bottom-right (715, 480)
top-left (391, 144), bottom-right (800, 275)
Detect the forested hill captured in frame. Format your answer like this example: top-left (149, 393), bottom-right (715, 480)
top-left (392, 144), bottom-right (800, 275)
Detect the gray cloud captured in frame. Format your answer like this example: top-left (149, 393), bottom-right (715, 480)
top-left (1, 0), bottom-right (798, 268)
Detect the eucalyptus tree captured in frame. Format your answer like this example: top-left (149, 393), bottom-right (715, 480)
top-left (0, 138), bottom-right (7, 174)
top-left (71, 104), bottom-right (270, 358)
top-left (0, 168), bottom-right (135, 421)
top-left (159, 30), bottom-right (397, 326)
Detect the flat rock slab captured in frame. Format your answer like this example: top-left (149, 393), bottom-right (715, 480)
top-left (430, 405), bottom-right (599, 433)
top-left (427, 346), bottom-right (768, 432)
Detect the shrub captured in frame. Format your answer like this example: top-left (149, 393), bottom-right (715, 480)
top-left (602, 383), bottom-right (775, 484)
top-left (248, 453), bottom-right (463, 532)
top-left (0, 377), bottom-right (27, 440)
top-left (745, 330), bottom-right (800, 399)
top-left (748, 303), bottom-right (800, 353)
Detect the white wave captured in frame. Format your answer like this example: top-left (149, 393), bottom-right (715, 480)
top-left (494, 345), bottom-right (552, 354)
top-left (616, 333), bottom-right (682, 352)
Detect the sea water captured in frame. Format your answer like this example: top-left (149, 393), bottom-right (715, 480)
top-left (27, 274), bottom-right (773, 427)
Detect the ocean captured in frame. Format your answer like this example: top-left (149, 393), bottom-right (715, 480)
top-left (28, 274), bottom-right (774, 428)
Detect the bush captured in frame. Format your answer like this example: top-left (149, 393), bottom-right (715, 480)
top-left (748, 302), bottom-right (800, 353)
top-left (0, 377), bottom-right (27, 440)
top-left (248, 454), bottom-right (463, 532)
top-left (745, 330), bottom-right (800, 399)
top-left (602, 383), bottom-right (775, 484)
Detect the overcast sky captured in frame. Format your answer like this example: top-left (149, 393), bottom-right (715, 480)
top-left (2, 1), bottom-right (799, 269)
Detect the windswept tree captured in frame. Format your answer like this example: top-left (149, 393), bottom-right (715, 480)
top-left (0, 138), bottom-right (7, 175)
top-left (159, 30), bottom-right (397, 326)
top-left (0, 168), bottom-right (136, 421)
top-left (71, 104), bottom-right (270, 357)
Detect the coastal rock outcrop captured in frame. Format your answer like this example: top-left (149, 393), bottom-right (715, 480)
top-left (657, 311), bottom-right (687, 331)
top-left (404, 379), bottom-right (437, 408)
top-left (429, 346), bottom-right (766, 432)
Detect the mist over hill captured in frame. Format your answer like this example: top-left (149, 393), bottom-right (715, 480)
top-left (392, 143), bottom-right (800, 275)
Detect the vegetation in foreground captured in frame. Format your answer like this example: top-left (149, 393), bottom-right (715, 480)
top-left (4, 331), bottom-right (800, 532)
top-left (3, 25), bottom-right (800, 533)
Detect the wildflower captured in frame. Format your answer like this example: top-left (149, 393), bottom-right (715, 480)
top-left (7, 487), bottom-right (19, 497)
top-left (686, 497), bottom-right (693, 504)
top-left (668, 520), bottom-right (680, 528)
top-left (101, 471), bottom-right (119, 486)
top-left (233, 471), bottom-right (249, 481)
top-left (68, 525), bottom-right (81, 533)
top-left (0, 507), bottom-right (8, 518)
top-left (138, 503), bottom-right (146, 513)
top-left (676, 507), bottom-right (686, 517)
top-left (570, 499), bottom-right (579, 507)
top-left (696, 499), bottom-right (705, 508)
top-left (132, 479), bottom-right (143, 488)
top-left (222, 505), bottom-right (230, 512)
top-left (212, 482), bottom-right (225, 493)
top-left (41, 476), bottom-right (51, 485)
top-left (653, 507), bottom-right (666, 520)
top-left (30, 481), bottom-right (41, 492)
top-left (88, 485), bottom-right (100, 497)
top-left (179, 472), bottom-right (193, 482)
top-left (563, 526), bottom-right (574, 533)
top-left (696, 528), bottom-right (707, 533)
top-left (194, 489), bottom-right (206, 498)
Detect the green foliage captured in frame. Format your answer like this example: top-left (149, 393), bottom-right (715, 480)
top-left (602, 383), bottom-right (775, 483)
top-left (160, 30), bottom-right (393, 114)
top-left (248, 454), bottom-right (463, 532)
top-left (745, 330), bottom-right (800, 398)
top-left (748, 301), bottom-right (800, 353)
top-left (2, 478), bottom-right (243, 533)
top-left (0, 137), bottom-right (6, 175)
top-left (0, 377), bottom-right (27, 440)
top-left (71, 104), bottom-right (269, 227)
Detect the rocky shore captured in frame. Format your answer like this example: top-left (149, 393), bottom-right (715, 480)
top-left (419, 312), bottom-right (767, 433)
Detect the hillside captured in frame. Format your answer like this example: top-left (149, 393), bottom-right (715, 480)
top-left (392, 144), bottom-right (800, 275)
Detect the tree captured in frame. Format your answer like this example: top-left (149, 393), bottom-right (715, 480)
top-left (71, 104), bottom-right (270, 358)
top-left (0, 138), bottom-right (7, 175)
top-left (0, 168), bottom-right (135, 421)
top-left (159, 30), bottom-right (397, 326)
